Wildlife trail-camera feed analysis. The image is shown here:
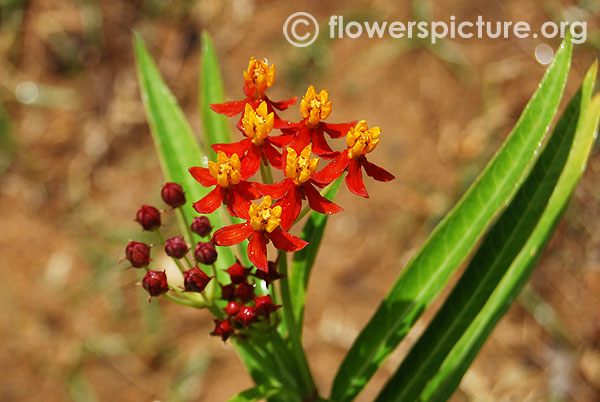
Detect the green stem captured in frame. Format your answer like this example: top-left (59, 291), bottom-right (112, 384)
top-left (177, 208), bottom-right (195, 245)
top-left (260, 161), bottom-right (274, 184)
top-left (163, 292), bottom-right (204, 308)
top-left (277, 251), bottom-right (316, 397)
top-left (183, 255), bottom-right (194, 270)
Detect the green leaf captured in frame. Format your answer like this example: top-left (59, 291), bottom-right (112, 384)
top-left (422, 78), bottom-right (600, 402)
top-left (331, 38), bottom-right (573, 401)
top-left (133, 33), bottom-right (235, 273)
top-left (290, 178), bottom-right (342, 331)
top-left (199, 32), bottom-right (232, 157)
top-left (226, 385), bottom-right (296, 402)
top-left (375, 61), bottom-right (597, 402)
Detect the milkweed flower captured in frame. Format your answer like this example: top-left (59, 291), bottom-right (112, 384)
top-left (256, 145), bottom-right (343, 230)
top-left (210, 58), bottom-right (297, 117)
top-left (212, 196), bottom-right (308, 271)
top-left (212, 102), bottom-right (294, 174)
top-left (313, 120), bottom-right (395, 197)
top-left (288, 86), bottom-right (356, 157)
top-left (189, 151), bottom-right (259, 218)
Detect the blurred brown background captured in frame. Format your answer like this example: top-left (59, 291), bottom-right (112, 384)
top-left (1, 0), bottom-right (600, 401)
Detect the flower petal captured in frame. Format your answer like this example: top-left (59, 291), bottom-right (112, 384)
top-left (267, 229), bottom-right (308, 253)
top-left (192, 186), bottom-right (225, 214)
top-left (212, 223), bottom-right (254, 246)
top-left (269, 96), bottom-right (298, 111)
top-left (212, 139), bottom-right (251, 158)
top-left (312, 152), bottom-right (350, 185)
top-left (189, 167), bottom-right (217, 187)
top-left (254, 178), bottom-right (293, 199)
top-left (227, 189), bottom-right (252, 220)
top-left (210, 101), bottom-right (247, 116)
top-left (289, 126), bottom-right (311, 153)
top-left (321, 121), bottom-right (356, 138)
top-left (248, 232), bottom-right (268, 272)
top-left (361, 157), bottom-right (395, 182)
top-left (268, 132), bottom-right (296, 147)
top-left (304, 183), bottom-right (344, 215)
top-left (346, 159), bottom-right (369, 198)
top-left (310, 128), bottom-right (338, 157)
top-left (276, 186), bottom-right (303, 231)
top-left (263, 142), bottom-right (283, 169)
top-left (241, 145), bottom-right (261, 178)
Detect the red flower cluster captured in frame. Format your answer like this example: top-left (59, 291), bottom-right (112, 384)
top-left (191, 57), bottom-right (395, 272)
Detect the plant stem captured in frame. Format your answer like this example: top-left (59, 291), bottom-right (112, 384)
top-left (177, 208), bottom-right (195, 244)
top-left (277, 251), bottom-right (316, 397)
top-left (260, 161), bottom-right (274, 184)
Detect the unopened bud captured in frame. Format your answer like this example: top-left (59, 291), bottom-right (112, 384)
top-left (161, 182), bottom-right (186, 208)
top-left (194, 242), bottom-right (218, 265)
top-left (210, 319), bottom-right (235, 341)
top-left (191, 216), bottom-right (212, 237)
top-left (165, 236), bottom-right (188, 259)
top-left (183, 266), bottom-right (212, 292)
top-left (125, 241), bottom-right (151, 268)
top-left (142, 270), bottom-right (168, 300)
top-left (136, 205), bottom-right (161, 231)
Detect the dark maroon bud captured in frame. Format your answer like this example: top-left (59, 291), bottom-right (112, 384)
top-left (225, 301), bottom-right (242, 316)
top-left (226, 261), bottom-right (251, 284)
top-left (221, 284), bottom-right (236, 301)
top-left (125, 241), bottom-right (151, 268)
top-left (142, 270), bottom-right (168, 300)
top-left (253, 259), bottom-right (284, 287)
top-left (165, 236), bottom-right (188, 259)
top-left (191, 216), bottom-right (212, 237)
top-left (210, 319), bottom-right (235, 341)
top-left (235, 282), bottom-right (255, 303)
top-left (254, 295), bottom-right (280, 319)
top-left (136, 205), bottom-right (161, 231)
top-left (183, 266), bottom-right (212, 292)
top-left (234, 306), bottom-right (257, 327)
top-left (194, 242), bottom-right (218, 265)
top-left (161, 182), bottom-right (186, 208)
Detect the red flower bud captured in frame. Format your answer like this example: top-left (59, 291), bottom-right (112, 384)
top-left (210, 319), bottom-right (235, 341)
top-left (234, 306), bottom-right (257, 327)
top-left (253, 259), bottom-right (284, 287)
top-left (221, 283), bottom-right (236, 301)
top-left (235, 282), bottom-right (255, 303)
top-left (136, 205), bottom-right (161, 231)
top-left (194, 242), bottom-right (218, 265)
top-left (225, 301), bottom-right (242, 316)
top-left (125, 241), bottom-right (151, 268)
top-left (142, 270), bottom-right (168, 300)
top-left (254, 295), bottom-right (280, 319)
top-left (226, 261), bottom-right (251, 284)
top-left (161, 182), bottom-right (186, 208)
top-left (165, 236), bottom-right (188, 259)
top-left (183, 266), bottom-right (212, 292)
top-left (191, 216), bottom-right (212, 237)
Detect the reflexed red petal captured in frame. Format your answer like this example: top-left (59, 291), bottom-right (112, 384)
top-left (212, 139), bottom-right (252, 157)
top-left (228, 189), bottom-right (252, 220)
top-left (361, 157), bottom-right (395, 182)
top-left (236, 180), bottom-right (260, 199)
top-left (273, 119), bottom-right (300, 131)
top-left (242, 145), bottom-right (261, 178)
top-left (267, 229), bottom-right (308, 252)
top-left (263, 142), bottom-right (283, 169)
top-left (268, 132), bottom-right (296, 147)
top-left (192, 186), bottom-right (225, 214)
top-left (213, 223), bottom-right (254, 246)
top-left (310, 128), bottom-right (338, 157)
top-left (210, 101), bottom-right (247, 116)
top-left (304, 183), bottom-right (344, 215)
top-left (312, 152), bottom-right (350, 185)
top-left (248, 232), bottom-right (268, 272)
top-left (269, 96), bottom-right (298, 110)
top-left (289, 126), bottom-right (311, 153)
top-left (321, 121), bottom-right (356, 138)
top-left (276, 186), bottom-right (302, 231)
top-left (346, 159), bottom-right (369, 198)
top-left (254, 178), bottom-right (293, 199)
top-left (189, 167), bottom-right (217, 187)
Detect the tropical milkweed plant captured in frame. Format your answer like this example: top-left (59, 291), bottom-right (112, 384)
top-left (123, 32), bottom-right (600, 402)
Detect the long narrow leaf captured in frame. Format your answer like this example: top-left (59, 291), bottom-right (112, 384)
top-left (199, 32), bottom-right (232, 156)
top-left (134, 34), bottom-right (235, 272)
top-left (376, 61), bottom-right (597, 402)
top-left (422, 90), bottom-right (600, 402)
top-left (331, 38), bottom-right (573, 401)
top-left (290, 178), bottom-right (342, 330)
